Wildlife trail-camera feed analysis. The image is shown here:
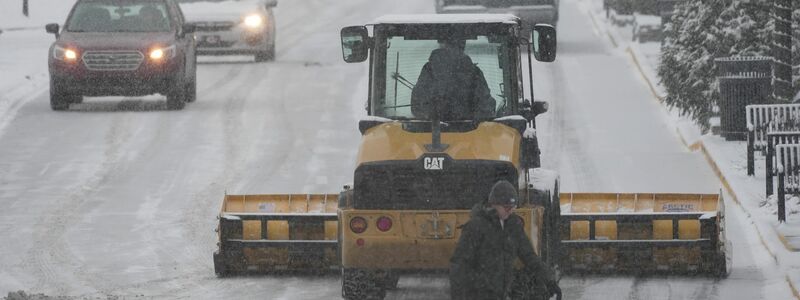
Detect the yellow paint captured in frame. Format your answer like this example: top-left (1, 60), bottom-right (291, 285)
top-left (221, 194), bottom-right (339, 241)
top-left (560, 193), bottom-right (720, 214)
top-left (356, 122), bottom-right (522, 167)
top-left (340, 208), bottom-right (539, 269)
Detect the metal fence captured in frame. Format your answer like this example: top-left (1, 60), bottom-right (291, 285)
top-left (716, 57), bottom-right (773, 141)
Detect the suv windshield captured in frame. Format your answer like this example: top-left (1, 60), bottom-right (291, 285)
top-left (374, 24), bottom-right (516, 121)
top-left (67, 0), bottom-right (172, 32)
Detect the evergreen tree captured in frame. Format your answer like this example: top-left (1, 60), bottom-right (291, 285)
top-left (658, 0), bottom-right (772, 131)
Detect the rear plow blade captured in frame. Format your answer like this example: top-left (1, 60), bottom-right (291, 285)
top-left (558, 193), bottom-right (731, 277)
top-left (213, 194), bottom-right (340, 275)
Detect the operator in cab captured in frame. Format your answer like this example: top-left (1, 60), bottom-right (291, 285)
top-left (410, 38), bottom-right (496, 120)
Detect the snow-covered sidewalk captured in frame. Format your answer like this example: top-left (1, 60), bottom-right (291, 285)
top-left (579, 0), bottom-right (800, 296)
top-left (0, 1), bottom-right (75, 136)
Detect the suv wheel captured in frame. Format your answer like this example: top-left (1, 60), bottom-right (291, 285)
top-left (255, 41), bottom-right (275, 62)
top-left (166, 85), bottom-right (186, 110)
top-left (184, 79), bottom-right (197, 103)
top-left (50, 79), bottom-right (76, 111)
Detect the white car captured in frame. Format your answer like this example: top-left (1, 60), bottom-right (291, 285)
top-left (178, 0), bottom-right (277, 62)
top-left (632, 13), bottom-right (663, 43)
top-left (434, 0), bottom-right (559, 28)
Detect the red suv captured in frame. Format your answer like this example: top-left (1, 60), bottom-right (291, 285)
top-left (46, 0), bottom-right (197, 110)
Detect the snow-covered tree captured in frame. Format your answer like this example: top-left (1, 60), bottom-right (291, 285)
top-left (658, 0), bottom-right (772, 131)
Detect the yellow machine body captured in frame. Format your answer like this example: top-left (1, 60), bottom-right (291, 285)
top-left (356, 122), bottom-right (522, 165)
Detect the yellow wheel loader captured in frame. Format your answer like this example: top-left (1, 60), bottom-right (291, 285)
top-left (212, 14), bottom-right (730, 299)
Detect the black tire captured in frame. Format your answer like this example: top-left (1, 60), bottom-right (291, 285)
top-left (185, 55), bottom-right (197, 103)
top-left (342, 268), bottom-right (386, 300)
top-left (255, 37), bottom-right (276, 62)
top-left (49, 79), bottom-right (76, 111)
top-left (255, 47), bottom-right (275, 62)
top-left (381, 272), bottom-right (400, 290)
top-left (548, 184), bottom-right (561, 268)
top-left (184, 79), bottom-right (197, 103)
top-left (166, 85), bottom-right (186, 110)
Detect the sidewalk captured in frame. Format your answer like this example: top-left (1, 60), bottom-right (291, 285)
top-left (578, 0), bottom-right (800, 297)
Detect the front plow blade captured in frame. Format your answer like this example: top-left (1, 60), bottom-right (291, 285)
top-left (214, 194), bottom-right (340, 275)
top-left (559, 193), bottom-right (730, 277)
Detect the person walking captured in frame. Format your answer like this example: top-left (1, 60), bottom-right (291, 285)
top-left (449, 180), bottom-right (561, 300)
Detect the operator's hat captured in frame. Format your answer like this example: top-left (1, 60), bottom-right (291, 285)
top-left (488, 180), bottom-right (518, 206)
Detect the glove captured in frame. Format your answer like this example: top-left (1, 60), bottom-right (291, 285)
top-left (546, 280), bottom-right (561, 300)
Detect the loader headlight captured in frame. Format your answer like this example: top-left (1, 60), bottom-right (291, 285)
top-left (54, 45), bottom-right (79, 62)
top-left (349, 217), bottom-right (367, 234)
top-left (243, 14), bottom-right (264, 28)
top-left (149, 45), bottom-right (176, 61)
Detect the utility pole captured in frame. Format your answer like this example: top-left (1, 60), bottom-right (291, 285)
top-left (773, 0), bottom-right (792, 103)
top-left (22, 0), bottom-right (29, 17)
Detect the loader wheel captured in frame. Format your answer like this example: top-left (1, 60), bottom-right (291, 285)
top-left (381, 272), bottom-right (400, 290)
top-left (547, 184), bottom-right (562, 267)
top-left (342, 268), bottom-right (386, 300)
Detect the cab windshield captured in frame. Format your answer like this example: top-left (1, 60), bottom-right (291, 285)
top-left (67, 1), bottom-right (172, 32)
top-left (372, 24), bottom-right (518, 121)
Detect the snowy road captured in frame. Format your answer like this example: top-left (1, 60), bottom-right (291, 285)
top-left (0, 0), bottom-right (792, 299)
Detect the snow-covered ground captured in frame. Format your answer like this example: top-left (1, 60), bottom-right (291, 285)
top-left (0, 0), bottom-right (796, 299)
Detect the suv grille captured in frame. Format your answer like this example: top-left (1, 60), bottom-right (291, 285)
top-left (195, 21), bottom-right (236, 32)
top-left (82, 51), bottom-right (144, 71)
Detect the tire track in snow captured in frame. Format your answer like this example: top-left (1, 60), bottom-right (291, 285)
top-left (24, 114), bottom-right (136, 295)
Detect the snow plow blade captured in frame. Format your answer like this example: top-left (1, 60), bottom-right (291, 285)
top-left (213, 194), bottom-right (339, 275)
top-left (559, 193), bottom-right (731, 277)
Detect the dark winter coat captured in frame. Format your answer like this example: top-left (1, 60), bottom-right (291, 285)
top-left (410, 47), bottom-right (496, 120)
top-left (449, 203), bottom-right (554, 300)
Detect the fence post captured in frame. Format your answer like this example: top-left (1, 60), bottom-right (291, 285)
top-left (22, 0), bottom-right (29, 17)
top-left (747, 129), bottom-right (755, 175)
top-left (778, 170), bottom-right (786, 222)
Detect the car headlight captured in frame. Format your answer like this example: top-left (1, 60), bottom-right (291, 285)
top-left (54, 45), bottom-right (78, 62)
top-left (243, 14), bottom-right (264, 28)
top-left (149, 45), bottom-right (177, 61)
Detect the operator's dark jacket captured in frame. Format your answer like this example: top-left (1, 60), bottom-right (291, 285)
top-left (410, 47), bottom-right (496, 120)
top-left (450, 203), bottom-right (554, 300)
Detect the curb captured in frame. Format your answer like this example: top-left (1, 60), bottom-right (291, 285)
top-left (625, 47), bottom-right (663, 102)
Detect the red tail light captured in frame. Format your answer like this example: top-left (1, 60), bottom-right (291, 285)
top-left (376, 216), bottom-right (393, 232)
top-left (350, 217), bottom-right (367, 233)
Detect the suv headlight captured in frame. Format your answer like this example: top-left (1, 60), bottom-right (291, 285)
top-left (149, 44), bottom-right (177, 61)
top-left (53, 45), bottom-right (79, 62)
top-left (243, 14), bottom-right (264, 28)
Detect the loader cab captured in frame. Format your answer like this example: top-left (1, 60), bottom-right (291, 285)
top-left (341, 14), bottom-right (557, 130)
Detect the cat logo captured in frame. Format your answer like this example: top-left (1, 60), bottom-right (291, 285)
top-left (423, 157), bottom-right (445, 170)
